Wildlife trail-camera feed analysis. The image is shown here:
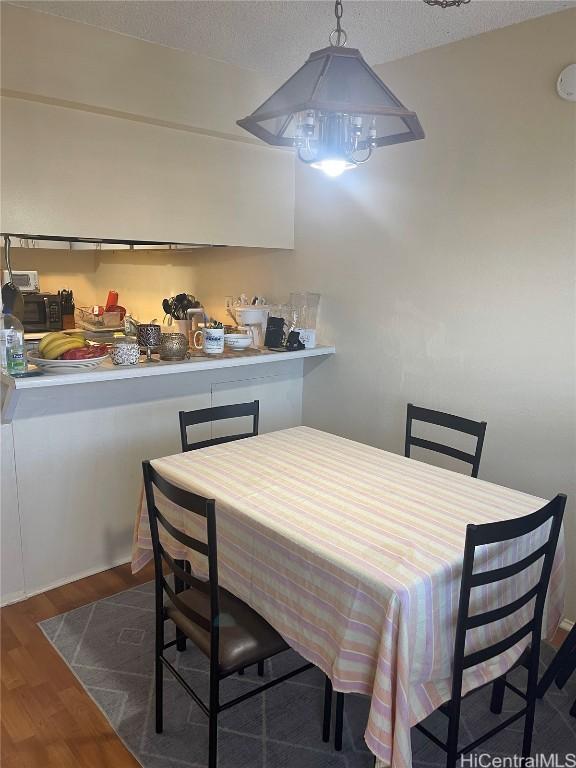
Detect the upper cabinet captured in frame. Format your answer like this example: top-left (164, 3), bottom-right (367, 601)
top-left (0, 4), bottom-right (294, 249)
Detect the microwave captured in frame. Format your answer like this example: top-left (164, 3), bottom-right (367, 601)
top-left (22, 293), bottom-right (63, 332)
top-left (2, 270), bottom-right (40, 293)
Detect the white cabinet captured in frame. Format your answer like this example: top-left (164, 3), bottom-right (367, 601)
top-left (1, 355), bottom-right (316, 603)
top-left (1, 423), bottom-right (25, 604)
top-left (1, 97), bottom-right (295, 248)
top-left (0, 4), bottom-right (295, 249)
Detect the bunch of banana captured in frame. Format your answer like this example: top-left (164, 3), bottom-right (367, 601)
top-left (38, 331), bottom-right (87, 360)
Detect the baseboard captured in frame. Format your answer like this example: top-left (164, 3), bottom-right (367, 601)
top-left (0, 554), bottom-right (133, 608)
top-left (560, 617), bottom-right (575, 632)
top-left (0, 590), bottom-right (26, 607)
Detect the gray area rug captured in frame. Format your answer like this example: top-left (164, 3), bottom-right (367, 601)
top-left (39, 581), bottom-right (576, 768)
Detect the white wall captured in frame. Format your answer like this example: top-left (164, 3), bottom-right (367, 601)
top-left (193, 10), bottom-right (576, 620)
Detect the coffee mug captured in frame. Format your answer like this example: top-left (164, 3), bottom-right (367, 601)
top-left (200, 327), bottom-right (224, 354)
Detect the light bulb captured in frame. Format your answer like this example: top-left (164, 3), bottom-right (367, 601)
top-left (310, 158), bottom-right (356, 177)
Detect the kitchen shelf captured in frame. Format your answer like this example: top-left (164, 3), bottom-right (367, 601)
top-left (1, 346), bottom-right (336, 418)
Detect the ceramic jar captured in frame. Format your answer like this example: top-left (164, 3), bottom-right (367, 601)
top-left (160, 332), bottom-right (188, 361)
top-left (110, 340), bottom-right (140, 365)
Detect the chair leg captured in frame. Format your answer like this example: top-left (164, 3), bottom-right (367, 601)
top-left (154, 654), bottom-right (164, 733)
top-left (335, 692), bottom-right (344, 751)
top-left (490, 676), bottom-right (506, 714)
top-left (446, 699), bottom-right (461, 768)
top-left (554, 651), bottom-right (576, 690)
top-left (155, 616), bottom-right (164, 734)
top-left (322, 677), bottom-right (333, 743)
top-left (208, 709), bottom-right (218, 768)
top-left (208, 674), bottom-right (219, 768)
top-left (522, 644), bottom-right (540, 758)
top-left (176, 629), bottom-right (187, 652)
top-left (257, 660), bottom-right (265, 677)
top-left (537, 625), bottom-right (576, 698)
top-left (174, 559), bottom-right (187, 652)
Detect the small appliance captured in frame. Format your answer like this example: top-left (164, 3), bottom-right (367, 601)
top-left (22, 293), bottom-right (63, 332)
top-left (226, 306), bottom-right (270, 348)
top-left (2, 269), bottom-right (39, 293)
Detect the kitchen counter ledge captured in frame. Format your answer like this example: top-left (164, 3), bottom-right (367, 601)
top-left (2, 345), bottom-right (335, 391)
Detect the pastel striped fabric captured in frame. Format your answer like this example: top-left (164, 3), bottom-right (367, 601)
top-left (132, 427), bottom-right (565, 768)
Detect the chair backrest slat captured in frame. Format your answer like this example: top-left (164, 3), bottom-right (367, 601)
top-left (160, 547), bottom-right (211, 595)
top-left (405, 402), bottom-right (487, 478)
top-left (407, 404), bottom-right (483, 435)
top-left (462, 619), bottom-right (535, 670)
top-left (465, 582), bottom-right (540, 630)
top-left (155, 506), bottom-right (209, 556)
top-left (409, 437), bottom-right (477, 467)
top-left (179, 401), bottom-right (259, 453)
top-left (470, 542), bottom-right (548, 586)
top-left (161, 577), bottom-right (211, 633)
top-left (186, 432), bottom-right (255, 452)
top-left (469, 498), bottom-right (558, 545)
top-left (150, 467), bottom-right (209, 515)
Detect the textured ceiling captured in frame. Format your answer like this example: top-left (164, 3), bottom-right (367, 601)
top-left (12, 0), bottom-right (575, 80)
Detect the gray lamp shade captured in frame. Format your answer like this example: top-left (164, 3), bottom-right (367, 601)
top-left (237, 45), bottom-right (425, 150)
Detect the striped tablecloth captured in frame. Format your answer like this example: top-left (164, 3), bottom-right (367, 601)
top-left (132, 426), bottom-right (565, 768)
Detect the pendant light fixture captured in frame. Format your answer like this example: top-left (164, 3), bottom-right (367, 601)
top-left (237, 0), bottom-right (425, 177)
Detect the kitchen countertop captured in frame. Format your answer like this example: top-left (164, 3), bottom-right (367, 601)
top-left (1, 345), bottom-right (335, 391)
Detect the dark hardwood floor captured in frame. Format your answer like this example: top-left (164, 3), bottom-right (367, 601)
top-left (1, 562), bottom-right (154, 768)
top-left (0, 562), bottom-right (568, 768)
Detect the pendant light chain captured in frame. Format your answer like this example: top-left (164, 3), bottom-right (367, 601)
top-left (329, 0), bottom-right (348, 47)
top-left (424, 0), bottom-right (470, 7)
top-left (328, 0), bottom-right (470, 47)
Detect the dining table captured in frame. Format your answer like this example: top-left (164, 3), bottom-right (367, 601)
top-left (132, 426), bottom-right (565, 768)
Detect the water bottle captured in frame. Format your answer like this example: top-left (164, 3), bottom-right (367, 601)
top-left (0, 312), bottom-right (27, 374)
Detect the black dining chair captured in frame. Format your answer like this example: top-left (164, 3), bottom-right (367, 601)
top-left (414, 493), bottom-right (566, 767)
top-left (179, 400), bottom-right (259, 452)
top-left (405, 403), bottom-right (487, 478)
top-left (324, 494), bottom-right (566, 759)
top-left (143, 459), bottom-right (314, 768)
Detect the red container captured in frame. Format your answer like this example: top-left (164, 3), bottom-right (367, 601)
top-left (105, 291), bottom-right (119, 311)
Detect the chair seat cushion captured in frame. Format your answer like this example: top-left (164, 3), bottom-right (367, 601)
top-left (166, 585), bottom-right (288, 677)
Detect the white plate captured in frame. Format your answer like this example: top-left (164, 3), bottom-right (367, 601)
top-left (27, 353), bottom-right (109, 373)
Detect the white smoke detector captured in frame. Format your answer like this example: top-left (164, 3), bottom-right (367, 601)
top-left (557, 64), bottom-right (576, 101)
